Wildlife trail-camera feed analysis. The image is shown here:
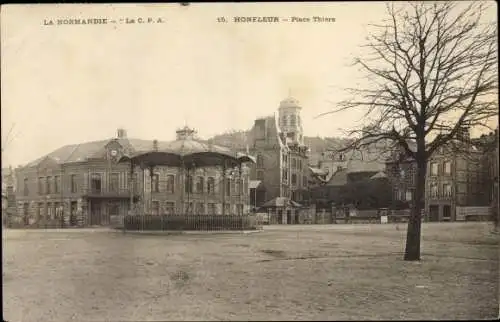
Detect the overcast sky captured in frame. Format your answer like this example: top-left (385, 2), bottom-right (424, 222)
top-left (1, 2), bottom-right (497, 167)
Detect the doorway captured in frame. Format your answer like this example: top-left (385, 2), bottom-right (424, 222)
top-left (90, 201), bottom-right (102, 225)
top-left (429, 205), bottom-right (439, 222)
top-left (70, 201), bottom-right (78, 226)
top-left (286, 210), bottom-right (292, 225)
top-left (23, 203), bottom-right (29, 226)
top-left (107, 201), bottom-right (119, 225)
top-left (276, 209), bottom-right (283, 224)
top-left (443, 205), bottom-right (451, 221)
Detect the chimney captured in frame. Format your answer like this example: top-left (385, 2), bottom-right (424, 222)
top-left (117, 128), bottom-right (127, 139)
top-left (152, 139), bottom-right (159, 151)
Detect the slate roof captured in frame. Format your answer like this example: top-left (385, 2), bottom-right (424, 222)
top-left (325, 169), bottom-right (349, 187)
top-left (261, 197), bottom-right (302, 208)
top-left (24, 137), bottom-right (172, 168)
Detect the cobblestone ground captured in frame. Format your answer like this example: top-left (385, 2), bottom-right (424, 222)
top-left (3, 223), bottom-right (498, 321)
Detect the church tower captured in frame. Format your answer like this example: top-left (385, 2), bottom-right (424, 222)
top-left (278, 96), bottom-right (304, 146)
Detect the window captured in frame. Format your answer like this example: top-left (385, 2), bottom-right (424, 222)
top-left (152, 201), bottom-right (160, 215)
top-left (23, 178), bottom-right (29, 196)
top-left (292, 159), bottom-right (297, 169)
top-left (196, 176), bottom-right (204, 193)
top-left (299, 159), bottom-right (302, 169)
top-left (90, 174), bottom-right (102, 193)
top-left (225, 178), bottom-right (231, 196)
top-left (303, 176), bottom-right (308, 187)
top-left (339, 153), bottom-right (345, 161)
top-left (256, 170), bottom-right (264, 181)
top-left (405, 190), bottom-right (413, 201)
top-left (165, 202), bottom-right (175, 215)
top-left (110, 173), bottom-right (119, 192)
top-left (208, 203), bottom-right (217, 215)
top-left (444, 161), bottom-right (452, 175)
top-left (166, 175), bottom-right (175, 194)
top-left (224, 203), bottom-right (231, 215)
top-left (282, 170), bottom-right (288, 182)
top-left (47, 202), bottom-right (53, 219)
top-left (185, 175), bottom-right (193, 194)
top-left (256, 155), bottom-right (264, 168)
top-left (46, 177), bottom-right (51, 194)
top-left (234, 179), bottom-right (240, 194)
top-left (394, 189), bottom-right (400, 201)
top-left (70, 174), bottom-right (78, 193)
top-left (207, 177), bottom-right (215, 194)
top-left (38, 177), bottom-right (44, 195)
top-left (133, 173), bottom-right (140, 192)
top-left (184, 202), bottom-right (194, 213)
top-left (290, 115), bottom-right (297, 126)
top-left (430, 182), bottom-right (438, 197)
top-left (196, 202), bottom-right (205, 215)
top-left (54, 202), bottom-right (61, 217)
top-left (430, 162), bottom-right (439, 176)
top-left (152, 174), bottom-right (160, 192)
top-left (291, 174), bottom-right (297, 185)
top-left (54, 176), bottom-right (60, 193)
top-left (443, 184), bottom-right (452, 197)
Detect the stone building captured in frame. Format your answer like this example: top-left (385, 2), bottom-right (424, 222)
top-left (247, 97), bottom-right (310, 208)
top-left (384, 128), bottom-right (490, 222)
top-left (385, 144), bottom-right (419, 208)
top-left (13, 127), bottom-right (252, 227)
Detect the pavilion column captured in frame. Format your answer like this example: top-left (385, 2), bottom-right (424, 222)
top-left (129, 161), bottom-right (135, 216)
top-left (149, 165), bottom-right (155, 215)
top-left (180, 157), bottom-right (185, 214)
top-left (186, 167), bottom-right (191, 214)
top-left (239, 163), bottom-right (243, 215)
top-left (222, 161), bottom-right (227, 216)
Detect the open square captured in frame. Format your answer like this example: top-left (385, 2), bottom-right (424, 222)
top-left (3, 222), bottom-right (498, 321)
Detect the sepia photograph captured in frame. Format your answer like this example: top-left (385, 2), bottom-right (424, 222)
top-left (1, 2), bottom-right (498, 321)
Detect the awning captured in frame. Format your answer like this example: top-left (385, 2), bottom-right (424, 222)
top-left (249, 180), bottom-right (262, 189)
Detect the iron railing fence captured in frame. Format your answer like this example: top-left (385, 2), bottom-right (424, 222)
top-left (122, 214), bottom-right (262, 231)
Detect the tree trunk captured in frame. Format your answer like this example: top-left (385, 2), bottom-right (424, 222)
top-left (404, 158), bottom-right (427, 261)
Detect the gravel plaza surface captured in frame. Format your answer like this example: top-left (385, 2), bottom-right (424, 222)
top-left (2, 222), bottom-right (498, 321)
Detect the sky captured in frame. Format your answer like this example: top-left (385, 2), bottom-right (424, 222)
top-left (1, 2), bottom-right (497, 167)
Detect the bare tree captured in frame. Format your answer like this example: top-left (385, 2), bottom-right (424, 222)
top-left (318, 2), bottom-right (498, 260)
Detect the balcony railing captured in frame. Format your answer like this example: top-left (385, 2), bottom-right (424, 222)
top-left (82, 187), bottom-right (138, 198)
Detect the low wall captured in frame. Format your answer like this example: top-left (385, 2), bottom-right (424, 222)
top-left (456, 206), bottom-right (492, 222)
top-left (6, 218), bottom-right (65, 229)
top-left (123, 214), bottom-right (260, 231)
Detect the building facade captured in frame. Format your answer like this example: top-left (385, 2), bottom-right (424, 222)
top-left (384, 129), bottom-right (490, 222)
top-left (13, 127), bottom-right (252, 227)
top-left (247, 97), bottom-right (310, 207)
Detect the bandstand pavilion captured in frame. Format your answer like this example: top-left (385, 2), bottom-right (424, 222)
top-left (118, 126), bottom-right (256, 217)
